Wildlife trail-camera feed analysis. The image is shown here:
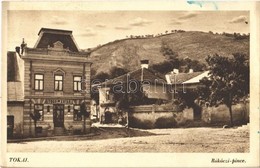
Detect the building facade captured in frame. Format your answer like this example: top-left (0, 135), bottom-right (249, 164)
top-left (8, 28), bottom-right (92, 138)
top-left (7, 51), bottom-right (24, 138)
top-left (95, 60), bottom-right (171, 124)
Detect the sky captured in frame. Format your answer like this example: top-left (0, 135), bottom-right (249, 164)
top-left (7, 11), bottom-right (249, 51)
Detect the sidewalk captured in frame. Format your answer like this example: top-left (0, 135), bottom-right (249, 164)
top-left (7, 131), bottom-right (100, 143)
top-left (7, 123), bottom-right (127, 143)
top-left (92, 122), bottom-right (126, 128)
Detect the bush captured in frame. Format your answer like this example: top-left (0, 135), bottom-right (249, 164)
top-left (73, 129), bottom-right (82, 135)
top-left (155, 117), bottom-right (177, 128)
top-left (128, 117), bottom-right (154, 129)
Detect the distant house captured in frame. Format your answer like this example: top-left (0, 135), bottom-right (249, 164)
top-left (165, 69), bottom-right (209, 99)
top-left (93, 62), bottom-right (248, 128)
top-left (93, 60), bottom-right (171, 124)
top-left (165, 69), bottom-right (209, 91)
top-left (165, 69), bottom-right (249, 125)
top-left (165, 69), bottom-right (210, 120)
top-left (93, 61), bottom-right (212, 125)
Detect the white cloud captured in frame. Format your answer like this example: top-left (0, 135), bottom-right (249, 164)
top-left (229, 15), bottom-right (247, 23)
top-left (170, 19), bottom-right (184, 25)
top-left (115, 26), bottom-right (131, 30)
top-left (170, 12), bottom-right (198, 25)
top-left (50, 16), bottom-right (68, 25)
top-left (96, 23), bottom-right (106, 28)
top-left (79, 27), bottom-right (97, 37)
top-left (178, 12), bottom-right (198, 20)
top-left (129, 17), bottom-right (152, 27)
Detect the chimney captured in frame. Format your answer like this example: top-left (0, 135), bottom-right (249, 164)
top-left (21, 38), bottom-right (27, 55)
top-left (165, 74), bottom-right (171, 84)
top-left (189, 69), bottom-right (193, 73)
top-left (15, 46), bottom-right (21, 56)
top-left (140, 60), bottom-right (149, 69)
top-left (173, 68), bottom-right (179, 74)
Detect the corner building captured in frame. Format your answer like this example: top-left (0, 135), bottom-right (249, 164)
top-left (21, 28), bottom-right (91, 137)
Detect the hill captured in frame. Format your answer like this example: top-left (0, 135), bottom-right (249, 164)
top-left (89, 31), bottom-right (249, 74)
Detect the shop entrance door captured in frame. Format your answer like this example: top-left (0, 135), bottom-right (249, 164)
top-left (7, 115), bottom-right (14, 138)
top-left (53, 104), bottom-right (64, 127)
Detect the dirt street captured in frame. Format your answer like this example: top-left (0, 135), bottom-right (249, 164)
top-left (7, 126), bottom-right (249, 153)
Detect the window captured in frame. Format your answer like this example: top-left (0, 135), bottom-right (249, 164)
top-left (54, 75), bottom-right (63, 91)
top-left (34, 104), bottom-right (44, 121)
top-left (47, 105), bottom-right (50, 113)
top-left (106, 90), bottom-right (110, 101)
top-left (73, 76), bottom-right (82, 91)
top-left (73, 105), bottom-right (82, 121)
top-left (34, 74), bottom-right (44, 91)
top-left (68, 105), bottom-right (71, 112)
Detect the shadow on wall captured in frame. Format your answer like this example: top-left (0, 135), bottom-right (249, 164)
top-left (61, 127), bottom-right (161, 141)
top-left (128, 113), bottom-right (193, 129)
top-left (128, 104), bottom-right (194, 129)
top-left (128, 102), bottom-right (249, 129)
top-left (202, 102), bottom-right (249, 126)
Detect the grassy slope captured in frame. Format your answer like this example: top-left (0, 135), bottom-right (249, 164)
top-left (89, 31), bottom-right (249, 73)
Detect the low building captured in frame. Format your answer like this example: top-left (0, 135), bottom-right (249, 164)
top-left (165, 69), bottom-right (210, 120)
top-left (166, 69), bottom-right (249, 125)
top-left (94, 60), bottom-right (171, 124)
top-left (7, 28), bottom-right (92, 138)
top-left (165, 69), bottom-right (209, 94)
top-left (7, 51), bottom-right (24, 138)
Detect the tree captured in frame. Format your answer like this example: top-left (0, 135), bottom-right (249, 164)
top-left (91, 71), bottom-right (110, 104)
top-left (179, 58), bottom-right (206, 72)
top-left (160, 42), bottom-right (179, 62)
top-left (200, 53), bottom-right (249, 126)
top-left (80, 101), bottom-right (90, 134)
top-left (29, 111), bottom-right (41, 136)
top-left (161, 43), bottom-right (178, 58)
top-left (156, 42), bottom-right (206, 74)
top-left (93, 71), bottom-right (110, 83)
top-left (150, 61), bottom-right (174, 74)
top-left (109, 66), bottom-right (129, 79)
top-left (91, 67), bottom-right (129, 104)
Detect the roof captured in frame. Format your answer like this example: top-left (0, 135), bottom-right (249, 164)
top-left (34, 27), bottom-right (79, 52)
top-left (7, 52), bottom-right (24, 101)
top-left (7, 52), bottom-right (20, 82)
top-left (183, 71), bottom-right (210, 84)
top-left (166, 71), bottom-right (205, 85)
top-left (8, 82), bottom-right (24, 101)
top-left (38, 28), bottom-right (72, 35)
top-left (97, 68), bottom-right (167, 87)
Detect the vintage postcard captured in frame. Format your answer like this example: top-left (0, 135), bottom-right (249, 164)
top-left (1, 1), bottom-right (259, 167)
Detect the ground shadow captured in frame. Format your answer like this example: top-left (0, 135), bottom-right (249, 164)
top-left (55, 127), bottom-right (167, 141)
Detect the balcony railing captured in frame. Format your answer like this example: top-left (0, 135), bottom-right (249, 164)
top-left (26, 48), bottom-right (90, 57)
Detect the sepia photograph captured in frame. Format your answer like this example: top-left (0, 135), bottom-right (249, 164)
top-left (1, 1), bottom-right (259, 167)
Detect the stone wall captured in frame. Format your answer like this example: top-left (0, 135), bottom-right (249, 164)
top-left (201, 102), bottom-right (249, 125)
top-left (128, 104), bottom-right (193, 129)
top-left (128, 102), bottom-right (249, 129)
top-left (7, 103), bottom-right (24, 138)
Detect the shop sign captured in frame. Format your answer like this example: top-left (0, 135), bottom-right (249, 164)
top-left (45, 99), bottom-right (75, 104)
